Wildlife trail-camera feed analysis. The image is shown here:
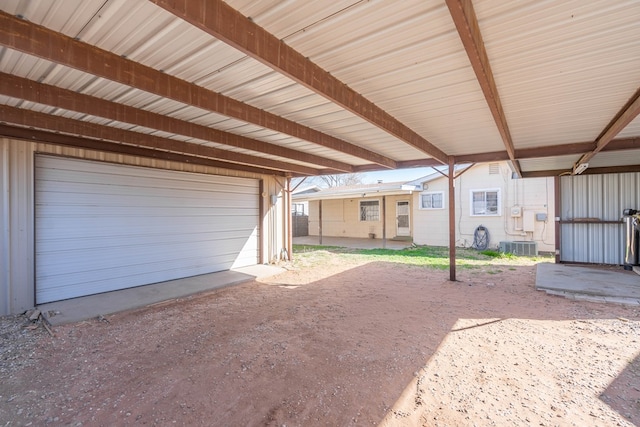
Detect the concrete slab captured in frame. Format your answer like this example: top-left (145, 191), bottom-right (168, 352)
top-left (38, 265), bottom-right (285, 326)
top-left (536, 263), bottom-right (640, 305)
top-left (293, 236), bottom-right (412, 250)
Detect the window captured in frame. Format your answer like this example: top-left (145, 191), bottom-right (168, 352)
top-left (420, 191), bottom-right (444, 209)
top-left (471, 189), bottom-right (500, 216)
top-left (359, 200), bottom-right (379, 221)
top-left (292, 203), bottom-right (305, 216)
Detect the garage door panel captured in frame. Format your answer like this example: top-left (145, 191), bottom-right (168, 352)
top-left (36, 216), bottom-right (258, 237)
top-left (40, 165), bottom-right (258, 194)
top-left (37, 182), bottom-right (257, 206)
top-left (36, 228), bottom-right (258, 252)
top-left (37, 256), bottom-right (240, 304)
top-left (36, 155), bottom-right (260, 303)
top-left (37, 235), bottom-right (257, 270)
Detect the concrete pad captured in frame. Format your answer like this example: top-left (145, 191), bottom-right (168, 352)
top-left (536, 263), bottom-right (640, 305)
top-left (38, 264), bottom-right (285, 326)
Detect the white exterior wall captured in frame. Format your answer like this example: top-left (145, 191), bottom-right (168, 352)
top-left (0, 138), bottom-right (288, 315)
top-left (308, 194), bottom-right (413, 239)
top-left (413, 163), bottom-right (555, 252)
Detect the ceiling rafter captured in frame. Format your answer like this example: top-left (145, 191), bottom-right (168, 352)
top-left (0, 11), bottom-right (397, 169)
top-left (0, 72), bottom-right (353, 173)
top-left (573, 86), bottom-right (640, 174)
top-left (0, 124), bottom-right (286, 176)
top-left (445, 0), bottom-right (521, 177)
top-left (149, 0), bottom-right (449, 165)
top-left (0, 105), bottom-right (321, 176)
top-left (407, 137), bottom-right (640, 166)
top-left (523, 164), bottom-right (640, 178)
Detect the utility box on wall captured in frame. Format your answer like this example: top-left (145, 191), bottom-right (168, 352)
top-left (523, 211), bottom-right (535, 232)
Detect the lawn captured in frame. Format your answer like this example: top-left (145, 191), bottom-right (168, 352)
top-left (292, 244), bottom-right (553, 270)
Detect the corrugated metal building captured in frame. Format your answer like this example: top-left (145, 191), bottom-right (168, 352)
top-left (0, 138), bottom-right (291, 315)
top-left (1, 0), bottom-right (639, 314)
top-left (559, 172), bottom-right (640, 264)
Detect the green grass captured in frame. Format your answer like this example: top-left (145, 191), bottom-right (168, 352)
top-left (292, 244), bottom-right (552, 270)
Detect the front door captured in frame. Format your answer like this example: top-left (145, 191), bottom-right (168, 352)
top-left (396, 201), bottom-right (410, 236)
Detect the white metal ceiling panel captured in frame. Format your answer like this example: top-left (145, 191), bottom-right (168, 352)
top-left (617, 115), bottom-right (640, 139)
top-left (474, 0), bottom-right (640, 149)
top-left (590, 150), bottom-right (640, 168)
top-left (519, 155), bottom-right (582, 172)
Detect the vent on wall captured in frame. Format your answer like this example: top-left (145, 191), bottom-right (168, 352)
top-left (489, 163), bottom-right (500, 174)
top-left (499, 241), bottom-right (538, 256)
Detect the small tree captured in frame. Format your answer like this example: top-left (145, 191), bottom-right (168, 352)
top-left (316, 173), bottom-right (364, 188)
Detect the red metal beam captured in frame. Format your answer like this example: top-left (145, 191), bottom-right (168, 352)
top-left (0, 72), bottom-right (352, 173)
top-left (0, 11), bottom-right (396, 169)
top-left (0, 105), bottom-right (321, 175)
top-left (574, 87), bottom-right (640, 173)
top-left (522, 164), bottom-right (640, 178)
top-left (446, 0), bottom-right (521, 177)
top-left (150, 0), bottom-right (448, 165)
top-left (448, 157), bottom-right (456, 281)
top-left (0, 125), bottom-right (285, 176)
top-left (453, 137), bottom-right (640, 164)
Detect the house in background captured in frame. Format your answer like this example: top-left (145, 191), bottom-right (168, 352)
top-left (293, 162), bottom-right (555, 254)
top-left (411, 162), bottom-right (555, 254)
top-left (293, 181), bottom-right (420, 241)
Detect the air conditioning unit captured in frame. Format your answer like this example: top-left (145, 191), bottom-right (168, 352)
top-left (499, 241), bottom-right (538, 256)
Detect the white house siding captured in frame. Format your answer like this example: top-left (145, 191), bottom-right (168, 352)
top-left (413, 163), bottom-right (555, 252)
top-left (0, 138), bottom-right (288, 315)
top-left (308, 195), bottom-right (412, 239)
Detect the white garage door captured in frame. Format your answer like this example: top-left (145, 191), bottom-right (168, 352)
top-left (35, 155), bottom-right (259, 304)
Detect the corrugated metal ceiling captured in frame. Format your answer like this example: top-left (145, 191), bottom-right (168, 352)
top-left (0, 0), bottom-right (638, 177)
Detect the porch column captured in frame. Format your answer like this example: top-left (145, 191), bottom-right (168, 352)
top-left (448, 157), bottom-right (456, 281)
top-left (554, 176), bottom-right (561, 264)
top-left (382, 195), bottom-right (387, 249)
top-left (286, 177), bottom-right (292, 261)
top-left (318, 199), bottom-right (323, 245)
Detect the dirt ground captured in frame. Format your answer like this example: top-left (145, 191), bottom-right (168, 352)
top-left (1, 253), bottom-right (640, 426)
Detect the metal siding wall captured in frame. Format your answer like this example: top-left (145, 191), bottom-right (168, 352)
top-left (560, 172), bottom-right (640, 264)
top-left (35, 155), bottom-right (260, 303)
top-left (0, 137), bottom-right (279, 314)
top-left (0, 139), bottom-right (35, 315)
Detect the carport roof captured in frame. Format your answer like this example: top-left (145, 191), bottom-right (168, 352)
top-left (0, 0), bottom-right (638, 177)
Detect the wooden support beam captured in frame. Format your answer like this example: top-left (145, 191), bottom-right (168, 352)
top-left (455, 137), bottom-right (639, 164)
top-left (259, 179), bottom-right (266, 264)
top-left (150, 0), bottom-right (448, 164)
top-left (382, 196), bottom-right (387, 249)
top-left (0, 11), bottom-right (396, 169)
top-left (446, 0), bottom-right (521, 177)
top-left (522, 164), bottom-right (640, 178)
top-left (574, 87), bottom-right (640, 173)
top-left (0, 106), bottom-right (320, 175)
top-left (554, 176), bottom-right (561, 264)
top-left (448, 157), bottom-right (457, 281)
top-left (318, 200), bottom-right (323, 246)
top-left (0, 73), bottom-right (351, 172)
top-left (1, 124), bottom-right (284, 176)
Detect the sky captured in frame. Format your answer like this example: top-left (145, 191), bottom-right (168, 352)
top-left (358, 167), bottom-right (436, 184)
top-left (292, 166), bottom-right (442, 188)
